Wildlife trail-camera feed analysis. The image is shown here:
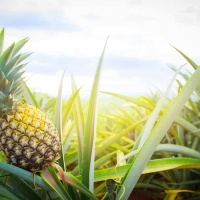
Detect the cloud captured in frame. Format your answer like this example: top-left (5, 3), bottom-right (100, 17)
top-left (26, 53), bottom-right (99, 76)
top-left (1, 0), bottom-right (200, 98)
top-left (26, 51), bottom-right (167, 75)
top-left (175, 4), bottom-right (200, 26)
top-left (83, 14), bottom-right (101, 21)
top-left (181, 6), bottom-right (195, 13)
top-left (25, 52), bottom-right (175, 98)
top-left (0, 0), bottom-right (69, 11)
top-left (128, 0), bottom-right (142, 6)
top-left (25, 63), bottom-right (175, 99)
top-left (124, 15), bottom-right (154, 22)
top-left (0, 10), bottom-right (80, 31)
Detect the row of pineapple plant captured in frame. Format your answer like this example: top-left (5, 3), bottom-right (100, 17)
top-left (0, 27), bottom-right (200, 200)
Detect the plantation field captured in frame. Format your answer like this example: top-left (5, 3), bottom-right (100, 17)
top-left (1, 28), bottom-right (200, 200)
top-left (31, 63), bottom-right (200, 199)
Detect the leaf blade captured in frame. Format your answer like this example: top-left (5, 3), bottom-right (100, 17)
top-left (81, 37), bottom-right (108, 195)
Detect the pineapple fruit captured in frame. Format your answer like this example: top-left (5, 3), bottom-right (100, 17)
top-left (0, 28), bottom-right (61, 172)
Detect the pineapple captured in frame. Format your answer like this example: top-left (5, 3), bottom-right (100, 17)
top-left (0, 28), bottom-right (61, 172)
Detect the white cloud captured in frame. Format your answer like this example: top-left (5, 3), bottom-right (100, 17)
top-left (0, 0), bottom-right (68, 11)
top-left (26, 66), bottom-right (174, 99)
top-left (2, 0), bottom-right (200, 97)
top-left (101, 69), bottom-right (149, 95)
top-left (26, 72), bottom-right (65, 96)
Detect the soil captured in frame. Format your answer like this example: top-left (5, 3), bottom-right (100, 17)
top-left (128, 191), bottom-right (158, 200)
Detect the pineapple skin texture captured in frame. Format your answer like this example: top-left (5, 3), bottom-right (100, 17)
top-left (0, 103), bottom-right (61, 172)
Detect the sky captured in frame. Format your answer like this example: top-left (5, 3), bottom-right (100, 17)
top-left (1, 0), bottom-right (200, 98)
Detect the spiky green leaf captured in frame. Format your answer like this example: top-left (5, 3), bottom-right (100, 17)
top-left (0, 28), bottom-right (4, 56)
top-left (12, 37), bottom-right (29, 58)
top-left (0, 43), bottom-right (15, 69)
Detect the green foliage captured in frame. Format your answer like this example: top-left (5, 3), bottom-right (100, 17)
top-left (1, 28), bottom-right (200, 200)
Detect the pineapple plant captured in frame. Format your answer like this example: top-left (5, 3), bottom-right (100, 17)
top-left (0, 28), bottom-right (61, 172)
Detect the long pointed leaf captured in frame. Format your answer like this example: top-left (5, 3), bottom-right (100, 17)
top-left (81, 37), bottom-right (108, 195)
top-left (0, 28), bottom-right (4, 56)
top-left (71, 75), bottom-right (84, 174)
top-left (12, 37), bottom-right (29, 58)
top-left (41, 166), bottom-right (72, 200)
top-left (20, 81), bottom-right (40, 107)
top-left (0, 43), bottom-right (15, 69)
top-left (101, 91), bottom-right (154, 110)
top-left (138, 66), bottom-right (183, 149)
top-left (0, 182), bottom-right (27, 200)
top-left (3, 54), bottom-right (21, 76)
top-left (0, 162), bottom-right (52, 191)
top-left (52, 164), bottom-right (98, 200)
top-left (55, 71), bottom-right (81, 199)
top-left (117, 51), bottom-right (200, 199)
top-left (17, 53), bottom-right (32, 65)
top-left (55, 70), bottom-right (66, 171)
top-left (117, 144), bottom-right (200, 166)
top-left (94, 158), bottom-right (200, 182)
top-left (95, 117), bottom-right (148, 156)
top-left (7, 175), bottom-right (42, 200)
top-left (171, 45), bottom-right (199, 70)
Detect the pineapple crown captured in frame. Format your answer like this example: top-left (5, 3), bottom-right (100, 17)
top-left (0, 28), bottom-right (31, 115)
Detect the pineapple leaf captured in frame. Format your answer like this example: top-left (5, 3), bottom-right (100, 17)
top-left (0, 182), bottom-right (27, 200)
top-left (55, 69), bottom-right (66, 172)
top-left (0, 28), bottom-right (4, 56)
top-left (116, 57), bottom-right (200, 200)
top-left (9, 83), bottom-right (22, 96)
top-left (95, 117), bottom-right (148, 156)
top-left (137, 65), bottom-right (183, 151)
top-left (0, 162), bottom-right (52, 191)
top-left (0, 94), bottom-right (6, 102)
top-left (12, 71), bottom-right (25, 83)
top-left (0, 70), bottom-right (5, 80)
top-left (0, 43), bottom-right (15, 70)
top-left (52, 163), bottom-right (98, 200)
top-left (81, 37), bottom-right (108, 195)
top-left (54, 70), bottom-right (79, 200)
top-left (101, 91), bottom-right (154, 111)
top-left (3, 80), bottom-right (13, 95)
top-left (7, 175), bottom-right (42, 200)
top-left (0, 77), bottom-right (8, 91)
top-left (171, 45), bottom-right (199, 70)
top-left (0, 107), bottom-right (10, 113)
top-left (17, 52), bottom-right (32, 65)
top-left (61, 89), bottom-right (81, 137)
top-left (62, 172), bottom-right (98, 200)
top-left (41, 166), bottom-right (72, 200)
top-left (55, 70), bottom-right (81, 172)
top-left (12, 37), bottom-right (29, 58)
top-left (94, 158), bottom-right (200, 182)
top-left (71, 75), bottom-right (84, 174)
top-left (19, 81), bottom-right (40, 107)
top-left (0, 193), bottom-right (12, 200)
top-left (0, 103), bottom-right (6, 110)
top-left (117, 144), bottom-right (200, 166)
top-left (3, 54), bottom-right (21, 75)
top-left (6, 64), bottom-right (27, 81)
